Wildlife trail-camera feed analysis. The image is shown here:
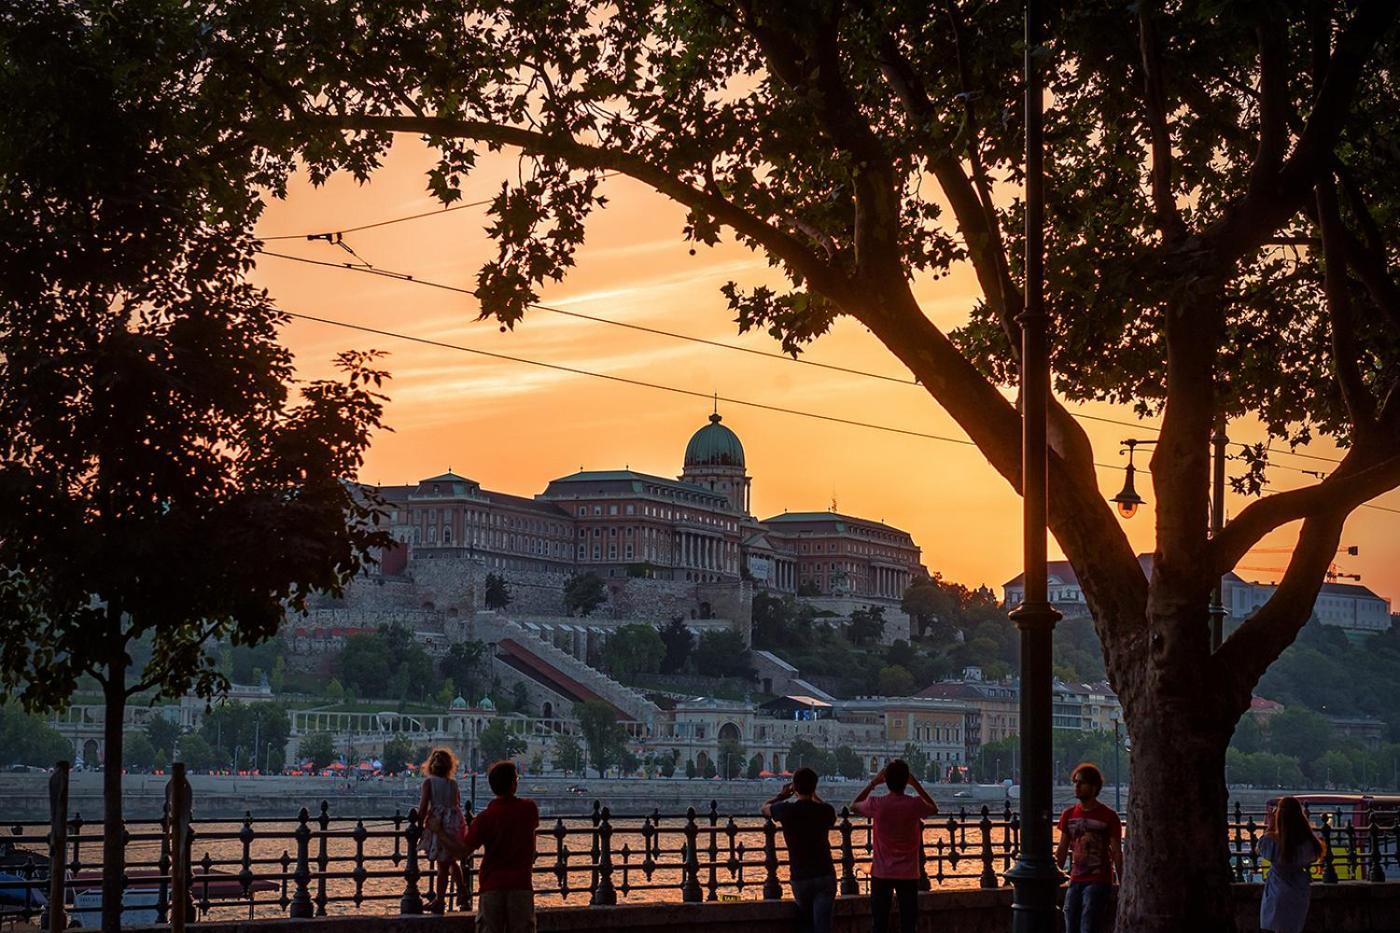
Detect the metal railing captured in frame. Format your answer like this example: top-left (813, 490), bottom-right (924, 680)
top-left (3, 768), bottom-right (1398, 929)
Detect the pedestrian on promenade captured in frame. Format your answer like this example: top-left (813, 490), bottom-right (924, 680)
top-left (852, 760), bottom-right (938, 933)
top-left (1055, 762), bottom-right (1122, 933)
top-left (416, 747), bottom-right (466, 914)
top-left (1259, 796), bottom-right (1324, 933)
top-left (763, 766), bottom-right (837, 933)
top-left (461, 759), bottom-right (540, 933)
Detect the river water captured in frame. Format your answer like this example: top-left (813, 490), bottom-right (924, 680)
top-left (79, 813), bottom-right (1013, 920)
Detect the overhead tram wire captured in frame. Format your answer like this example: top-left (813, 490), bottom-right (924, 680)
top-left (254, 194), bottom-right (1352, 470)
top-left (278, 308), bottom-right (981, 449)
top-left (258, 247), bottom-right (1372, 477)
top-left (256, 172), bottom-right (621, 242)
top-left (277, 305), bottom-right (1400, 517)
top-left (258, 197), bottom-right (497, 241)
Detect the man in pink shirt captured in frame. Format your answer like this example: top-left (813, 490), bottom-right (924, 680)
top-left (852, 760), bottom-right (938, 933)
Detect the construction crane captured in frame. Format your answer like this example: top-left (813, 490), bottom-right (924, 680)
top-left (1237, 545), bottom-right (1361, 583)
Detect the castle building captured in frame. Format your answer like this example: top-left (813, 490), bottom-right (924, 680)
top-left (376, 412), bottom-right (925, 600)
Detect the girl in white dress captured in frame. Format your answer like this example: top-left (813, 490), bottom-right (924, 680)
top-left (416, 747), bottom-right (466, 913)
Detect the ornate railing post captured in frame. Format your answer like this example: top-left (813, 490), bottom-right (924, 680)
top-left (589, 800), bottom-right (602, 897)
top-left (156, 800), bottom-right (171, 925)
top-left (760, 815), bottom-right (781, 901)
top-left (591, 807), bottom-right (617, 906)
top-left (553, 819), bottom-right (571, 899)
top-left (725, 816), bottom-right (739, 887)
top-left (315, 801), bottom-right (330, 915)
top-left (839, 806), bottom-right (858, 895)
top-left (351, 820), bottom-right (369, 907)
top-left (980, 806), bottom-right (998, 888)
top-left (1345, 819), bottom-right (1359, 880)
top-left (683, 807), bottom-right (704, 903)
top-left (1322, 816), bottom-right (1340, 884)
top-left (400, 806), bottom-right (424, 914)
top-left (1369, 820), bottom-right (1386, 883)
top-left (458, 809), bottom-right (475, 913)
top-left (237, 812), bottom-right (255, 902)
top-left (289, 807), bottom-right (315, 918)
top-left (917, 815), bottom-right (931, 891)
top-left (45, 761), bottom-right (69, 933)
top-left (641, 814), bottom-right (657, 881)
top-left (706, 800), bottom-right (720, 901)
top-left (167, 763), bottom-right (193, 933)
top-left (1232, 802), bottom-right (1246, 882)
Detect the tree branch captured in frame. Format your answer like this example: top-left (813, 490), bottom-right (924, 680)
top-left (1137, 0), bottom-right (1186, 240)
top-left (1315, 173), bottom-right (1378, 432)
top-left (313, 113), bottom-right (857, 307)
top-left (1188, 0), bottom-right (1396, 277)
top-left (1212, 451), bottom-right (1400, 574)
top-left (1249, 15), bottom-right (1290, 195)
top-left (1214, 508), bottom-right (1348, 708)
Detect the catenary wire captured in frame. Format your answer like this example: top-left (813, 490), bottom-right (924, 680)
top-left (257, 198), bottom-right (496, 241)
top-left (277, 305), bottom-right (1400, 522)
top-left (259, 247), bottom-right (1362, 475)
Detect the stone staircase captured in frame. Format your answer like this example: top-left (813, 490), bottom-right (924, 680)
top-left (476, 617), bottom-right (661, 725)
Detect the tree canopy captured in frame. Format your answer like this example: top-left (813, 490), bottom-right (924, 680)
top-left (7, 1), bottom-right (1400, 927)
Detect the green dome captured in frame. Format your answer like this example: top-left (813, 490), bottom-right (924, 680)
top-left (450, 695), bottom-right (468, 709)
top-left (684, 414), bottom-right (745, 468)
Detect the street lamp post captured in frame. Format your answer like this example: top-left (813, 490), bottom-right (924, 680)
top-left (1112, 426), bottom-right (1230, 652)
top-left (1006, 0), bottom-right (1063, 928)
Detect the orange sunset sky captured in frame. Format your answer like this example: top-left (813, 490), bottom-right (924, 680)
top-left (250, 139), bottom-right (1400, 606)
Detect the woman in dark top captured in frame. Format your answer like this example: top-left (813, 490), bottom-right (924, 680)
top-left (763, 767), bottom-right (837, 933)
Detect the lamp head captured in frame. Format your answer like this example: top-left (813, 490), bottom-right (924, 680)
top-left (1111, 463), bottom-right (1145, 519)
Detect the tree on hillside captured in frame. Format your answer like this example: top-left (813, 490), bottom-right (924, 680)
top-left (787, 738), bottom-right (835, 777)
top-left (200, 701), bottom-right (291, 772)
top-left (145, 716), bottom-right (184, 762)
top-left (124, 733), bottom-right (158, 771)
top-left (603, 623), bottom-right (665, 678)
top-left (657, 618), bottom-right (695, 674)
top-left (298, 733), bottom-right (337, 770)
top-left (692, 630), bottom-right (754, 679)
top-left (479, 719), bottom-right (527, 764)
top-left (552, 734), bottom-right (584, 774)
top-left (483, 573), bottom-right (513, 611)
top-left (28, 1), bottom-right (1400, 926)
top-left (0, 704), bottom-right (72, 768)
top-left (846, 607), bottom-right (887, 647)
top-left (563, 573), bottom-right (607, 618)
top-left (337, 625), bottom-right (435, 700)
top-left (382, 734), bottom-right (416, 774)
top-left (717, 735), bottom-right (747, 780)
top-left (440, 641), bottom-right (489, 702)
top-left (0, 8), bottom-right (391, 928)
top-left (878, 664), bottom-right (915, 697)
top-left (574, 699), bottom-right (627, 777)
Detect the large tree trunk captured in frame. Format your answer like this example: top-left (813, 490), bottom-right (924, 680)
top-left (1116, 654), bottom-right (1237, 931)
top-left (101, 664), bottom-right (126, 933)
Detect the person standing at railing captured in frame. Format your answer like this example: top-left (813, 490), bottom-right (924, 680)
top-left (852, 760), bottom-right (938, 933)
top-left (1054, 763), bottom-right (1122, 933)
top-left (1258, 796), bottom-right (1325, 933)
top-left (460, 760), bottom-right (539, 933)
top-left (417, 748), bottom-right (467, 914)
top-left (762, 767), bottom-right (837, 933)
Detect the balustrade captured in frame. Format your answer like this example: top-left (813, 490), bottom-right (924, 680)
top-left (9, 765), bottom-right (1398, 928)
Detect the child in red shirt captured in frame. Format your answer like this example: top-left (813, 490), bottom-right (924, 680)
top-left (461, 760), bottom-right (539, 933)
top-left (1055, 762), bottom-right (1122, 933)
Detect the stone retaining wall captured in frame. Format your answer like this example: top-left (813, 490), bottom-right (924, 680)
top-left (125, 883), bottom-right (1400, 933)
